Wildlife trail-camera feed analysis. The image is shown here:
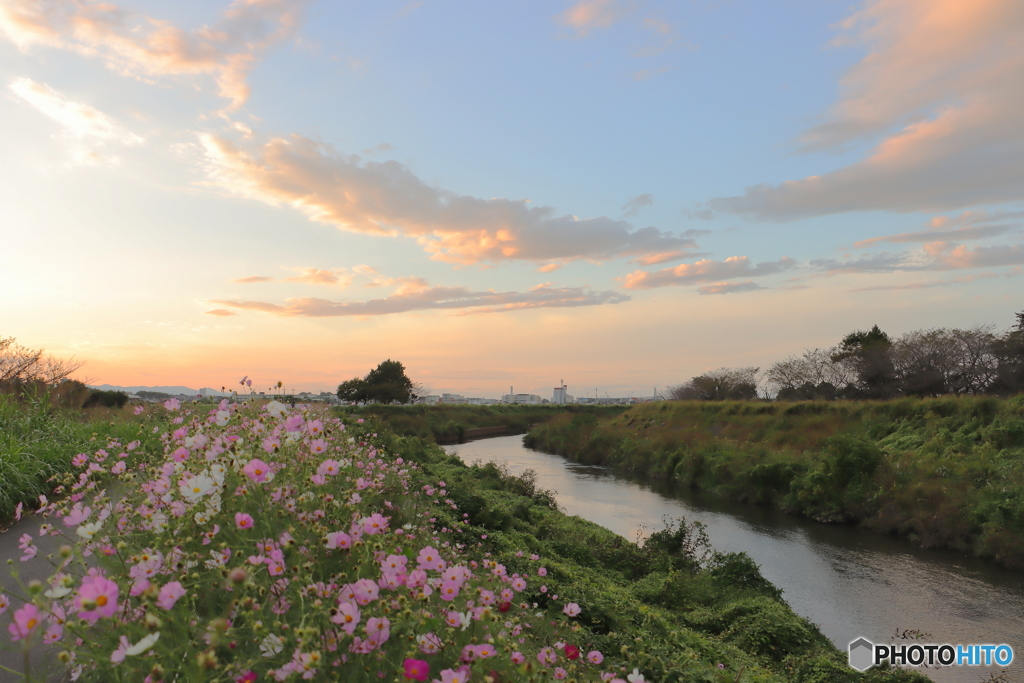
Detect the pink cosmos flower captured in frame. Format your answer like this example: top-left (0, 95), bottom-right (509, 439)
top-left (364, 616), bottom-right (390, 648)
top-left (309, 438), bottom-right (328, 454)
top-left (510, 651), bottom-right (526, 664)
top-left (538, 647), bottom-right (557, 665)
top-left (511, 577), bottom-right (527, 591)
top-left (235, 513), bottom-right (254, 530)
top-left (588, 650), bottom-right (604, 664)
top-left (236, 671), bottom-right (257, 683)
top-left (156, 581), bottom-right (186, 610)
top-left (171, 447), bottom-right (189, 462)
top-left (283, 415), bottom-right (304, 433)
top-left (18, 534), bottom-right (37, 562)
top-left (554, 667), bottom-right (567, 680)
top-left (417, 632), bottom-right (442, 655)
top-left (349, 578), bottom-right (379, 605)
top-left (8, 604), bottom-right (40, 641)
top-left (306, 419), bottom-right (324, 436)
top-left (310, 474), bottom-right (327, 485)
top-left (111, 635), bottom-right (131, 664)
top-left (243, 459), bottom-right (271, 483)
top-left (72, 453), bottom-right (88, 467)
top-left (474, 643), bottom-right (497, 658)
top-left (403, 658), bottom-right (429, 681)
top-left (111, 461), bottom-right (126, 475)
top-left (563, 602), bottom-right (581, 617)
top-left (0, 593), bottom-right (9, 614)
top-left (76, 575), bottom-right (120, 623)
top-left (134, 406), bottom-right (144, 415)
top-left (331, 601), bottom-right (361, 634)
top-left (317, 459), bottom-right (341, 476)
top-left (416, 546), bottom-right (446, 571)
top-left (43, 623), bottom-right (62, 645)
top-left (361, 513), bottom-right (389, 535)
top-left (163, 398), bottom-right (180, 410)
top-left (326, 531), bottom-right (352, 550)
top-left (438, 580), bottom-right (461, 601)
top-left (538, 566), bottom-right (548, 576)
top-left (439, 668), bottom-right (469, 683)
top-left (405, 569), bottom-right (427, 589)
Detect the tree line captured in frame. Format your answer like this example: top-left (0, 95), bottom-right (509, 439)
top-left (669, 311), bottom-right (1024, 400)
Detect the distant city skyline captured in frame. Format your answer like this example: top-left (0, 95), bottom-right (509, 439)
top-left (3, 1), bottom-right (1022, 393)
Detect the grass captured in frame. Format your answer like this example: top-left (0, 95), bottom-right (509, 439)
top-left (365, 424), bottom-right (928, 683)
top-left (523, 396), bottom-right (1024, 568)
top-left (0, 392), bottom-right (158, 525)
top-left (333, 403), bottom-right (624, 443)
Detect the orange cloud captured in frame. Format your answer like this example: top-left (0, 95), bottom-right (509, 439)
top-left (709, 0), bottom-right (1024, 219)
top-left (199, 133), bottom-right (693, 265)
top-left (231, 275), bottom-right (274, 284)
top-left (623, 256), bottom-right (795, 289)
top-left (0, 0), bottom-right (307, 111)
top-left (284, 268), bottom-right (353, 288)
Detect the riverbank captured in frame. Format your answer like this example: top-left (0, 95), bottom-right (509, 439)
top-left (1, 399), bottom-right (925, 682)
top-left (334, 403), bottom-right (624, 443)
top-left (522, 397), bottom-right (1024, 568)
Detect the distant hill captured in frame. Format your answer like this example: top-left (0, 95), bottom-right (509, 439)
top-left (89, 384), bottom-right (232, 397)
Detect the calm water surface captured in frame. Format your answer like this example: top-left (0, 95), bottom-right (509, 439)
top-left (444, 436), bottom-right (1024, 683)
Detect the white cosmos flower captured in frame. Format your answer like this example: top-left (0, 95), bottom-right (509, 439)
top-left (215, 410), bottom-right (231, 426)
top-left (179, 473), bottom-right (215, 502)
top-left (76, 521), bottom-right (102, 540)
top-left (260, 633), bottom-right (284, 657)
top-left (266, 401), bottom-right (287, 418)
top-left (126, 632), bottom-right (160, 656)
top-left (44, 586), bottom-right (72, 599)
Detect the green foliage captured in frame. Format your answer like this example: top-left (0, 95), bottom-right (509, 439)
top-left (83, 388), bottom-right (129, 408)
top-left (336, 359), bottom-right (415, 404)
top-left (525, 396), bottom-right (1024, 567)
top-left (0, 392), bottom-right (156, 521)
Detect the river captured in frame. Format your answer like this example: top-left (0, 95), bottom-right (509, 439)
top-left (444, 435), bottom-right (1024, 683)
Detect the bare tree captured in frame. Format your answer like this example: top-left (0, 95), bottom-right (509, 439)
top-left (0, 336), bottom-right (83, 386)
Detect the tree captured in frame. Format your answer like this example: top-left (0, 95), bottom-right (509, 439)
top-left (669, 367), bottom-right (760, 401)
top-left (831, 325), bottom-right (898, 399)
top-left (991, 311), bottom-right (1024, 396)
top-left (337, 359), bottom-right (416, 405)
top-left (0, 336), bottom-right (83, 387)
top-left (766, 348), bottom-right (853, 400)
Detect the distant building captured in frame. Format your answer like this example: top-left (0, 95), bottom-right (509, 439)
top-left (501, 393), bottom-right (543, 405)
top-left (441, 393), bottom-right (467, 404)
top-left (552, 381), bottom-right (575, 405)
top-left (416, 395), bottom-right (441, 404)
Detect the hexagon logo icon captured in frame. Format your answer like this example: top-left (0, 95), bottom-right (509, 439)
top-left (848, 637), bottom-right (874, 672)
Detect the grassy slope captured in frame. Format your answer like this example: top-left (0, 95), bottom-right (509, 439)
top-left (373, 428), bottom-right (927, 683)
top-left (0, 394), bottom-right (159, 525)
top-left (523, 396), bottom-right (1024, 568)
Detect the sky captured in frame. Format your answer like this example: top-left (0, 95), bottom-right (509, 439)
top-left (1, 0), bottom-right (1023, 399)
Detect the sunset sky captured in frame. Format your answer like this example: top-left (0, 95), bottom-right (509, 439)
top-left (2, 0), bottom-right (1023, 398)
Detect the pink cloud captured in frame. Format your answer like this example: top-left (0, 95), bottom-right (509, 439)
top-left (556, 0), bottom-right (627, 37)
top-left (697, 281), bottom-right (765, 295)
top-left (708, 0), bottom-right (1024, 219)
top-left (231, 275), bottom-right (274, 284)
top-left (199, 133), bottom-right (693, 265)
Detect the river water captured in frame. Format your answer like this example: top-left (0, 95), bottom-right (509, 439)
top-left (444, 436), bottom-right (1024, 683)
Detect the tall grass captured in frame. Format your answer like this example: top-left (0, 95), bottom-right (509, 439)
top-left (0, 392), bottom-right (155, 522)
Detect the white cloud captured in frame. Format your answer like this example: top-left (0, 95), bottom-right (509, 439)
top-left (10, 77), bottom-right (143, 145)
top-left (208, 282), bottom-right (630, 317)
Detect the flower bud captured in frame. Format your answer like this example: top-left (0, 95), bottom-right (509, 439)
top-left (27, 580), bottom-right (44, 595)
top-left (228, 567), bottom-right (247, 584)
top-left (59, 545), bottom-right (73, 558)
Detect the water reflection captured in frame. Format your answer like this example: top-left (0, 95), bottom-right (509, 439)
top-left (445, 436), bottom-right (1024, 683)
